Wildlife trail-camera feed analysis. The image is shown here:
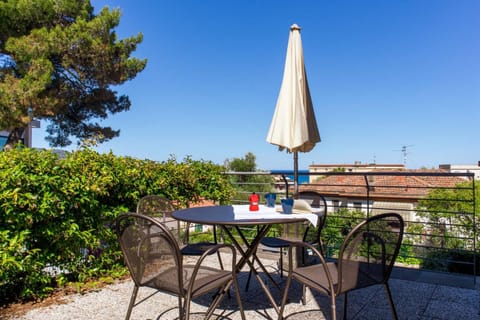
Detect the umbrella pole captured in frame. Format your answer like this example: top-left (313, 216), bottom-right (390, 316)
top-left (293, 151), bottom-right (298, 198)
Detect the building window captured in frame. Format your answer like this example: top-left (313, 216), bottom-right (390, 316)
top-left (353, 202), bottom-right (362, 211)
top-left (0, 136), bottom-right (7, 149)
top-left (333, 200), bottom-right (340, 212)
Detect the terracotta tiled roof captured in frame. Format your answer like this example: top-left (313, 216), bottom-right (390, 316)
top-left (309, 163), bottom-right (404, 168)
top-left (299, 171), bottom-right (467, 201)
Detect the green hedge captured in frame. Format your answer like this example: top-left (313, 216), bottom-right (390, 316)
top-left (422, 248), bottom-right (480, 276)
top-left (0, 147), bottom-right (234, 303)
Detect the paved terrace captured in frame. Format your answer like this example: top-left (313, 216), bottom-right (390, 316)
top-left (8, 255), bottom-right (480, 320)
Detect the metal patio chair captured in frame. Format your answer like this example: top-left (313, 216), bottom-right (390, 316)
top-left (137, 195), bottom-right (224, 268)
top-left (278, 212), bottom-right (404, 320)
top-left (115, 212), bottom-right (245, 320)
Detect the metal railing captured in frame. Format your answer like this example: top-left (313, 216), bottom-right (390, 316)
top-left (223, 170), bottom-right (477, 283)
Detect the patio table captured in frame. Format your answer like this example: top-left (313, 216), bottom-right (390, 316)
top-left (172, 204), bottom-right (319, 315)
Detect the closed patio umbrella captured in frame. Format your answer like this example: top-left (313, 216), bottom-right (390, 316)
top-left (266, 24), bottom-right (320, 197)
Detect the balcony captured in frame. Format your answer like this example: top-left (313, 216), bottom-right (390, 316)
top-left (223, 170), bottom-right (478, 288)
top-left (10, 170), bottom-right (478, 320)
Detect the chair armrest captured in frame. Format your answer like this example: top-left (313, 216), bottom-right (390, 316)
top-left (286, 241), bottom-right (335, 291)
top-left (286, 240), bottom-right (326, 264)
top-left (188, 243), bottom-right (237, 292)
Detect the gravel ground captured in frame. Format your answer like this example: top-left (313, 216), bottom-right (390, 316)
top-left (3, 256), bottom-right (480, 320)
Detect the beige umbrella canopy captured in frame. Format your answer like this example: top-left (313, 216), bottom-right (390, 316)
top-left (266, 24), bottom-right (321, 196)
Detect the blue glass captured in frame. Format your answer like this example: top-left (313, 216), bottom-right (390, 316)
top-left (264, 193), bottom-right (276, 207)
top-left (281, 198), bottom-right (294, 214)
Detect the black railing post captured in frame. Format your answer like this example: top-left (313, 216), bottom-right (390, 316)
top-left (281, 174), bottom-right (289, 198)
top-left (364, 174), bottom-right (371, 218)
top-left (473, 178), bottom-right (477, 285)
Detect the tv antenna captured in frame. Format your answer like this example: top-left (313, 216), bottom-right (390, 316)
top-left (393, 145), bottom-right (414, 166)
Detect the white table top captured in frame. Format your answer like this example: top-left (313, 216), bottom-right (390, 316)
top-left (172, 204), bottom-right (320, 226)
top-left (232, 205), bottom-right (319, 226)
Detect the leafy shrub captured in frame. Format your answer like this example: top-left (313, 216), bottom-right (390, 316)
top-left (189, 230), bottom-right (215, 243)
top-left (321, 208), bottom-right (365, 257)
top-left (396, 240), bottom-right (422, 266)
top-left (422, 248), bottom-right (480, 275)
top-left (0, 230), bottom-right (49, 303)
top-left (0, 147), bottom-right (234, 302)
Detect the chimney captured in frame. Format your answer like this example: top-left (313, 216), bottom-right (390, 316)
top-left (366, 175), bottom-right (375, 191)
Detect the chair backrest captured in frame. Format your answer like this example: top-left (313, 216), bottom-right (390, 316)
top-left (337, 212), bottom-right (404, 294)
top-left (137, 195), bottom-right (182, 240)
top-left (297, 191), bottom-right (328, 244)
top-left (115, 212), bottom-right (183, 294)
top-left (137, 195), bottom-right (176, 219)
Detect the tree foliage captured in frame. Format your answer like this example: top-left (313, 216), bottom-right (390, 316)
top-left (414, 180), bottom-right (480, 275)
top-left (416, 181), bottom-right (478, 249)
top-left (225, 152), bottom-right (275, 196)
top-left (321, 208), bottom-right (365, 255)
top-left (228, 152), bottom-right (257, 172)
top-left (0, 0), bottom-right (146, 148)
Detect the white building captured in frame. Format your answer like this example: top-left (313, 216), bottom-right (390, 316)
top-left (308, 162), bottom-right (405, 183)
top-left (0, 120), bottom-right (40, 148)
top-left (439, 163), bottom-right (480, 180)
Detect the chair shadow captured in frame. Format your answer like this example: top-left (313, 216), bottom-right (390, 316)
top-left (191, 262), bottom-right (404, 320)
top-left (156, 306), bottom-right (237, 320)
top-left (176, 257), bottom-right (388, 319)
top-left (283, 282), bottom-right (393, 320)
top-left (145, 268), bottom-right (340, 320)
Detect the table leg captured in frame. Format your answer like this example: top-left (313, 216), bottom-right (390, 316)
top-left (220, 225), bottom-right (281, 315)
top-left (220, 226), bottom-right (261, 272)
top-left (234, 226), bottom-right (281, 292)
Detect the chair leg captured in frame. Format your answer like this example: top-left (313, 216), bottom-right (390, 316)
top-left (216, 250), bottom-right (224, 270)
top-left (318, 239), bottom-right (325, 257)
top-left (125, 285), bottom-right (139, 320)
top-left (233, 277), bottom-right (246, 320)
top-left (384, 283), bottom-right (399, 320)
top-left (213, 250), bottom-right (229, 298)
top-left (205, 282), bottom-right (229, 319)
top-left (277, 273), bottom-right (293, 320)
top-left (206, 279), bottom-right (245, 320)
top-left (184, 294), bottom-right (192, 320)
top-left (301, 284), bottom-right (306, 305)
top-left (342, 292), bottom-right (347, 320)
top-left (331, 294), bottom-right (337, 320)
top-left (179, 296), bottom-right (185, 320)
top-left (279, 248), bottom-right (283, 278)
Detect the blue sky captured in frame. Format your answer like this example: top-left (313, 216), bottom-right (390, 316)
top-left (33, 0), bottom-right (480, 170)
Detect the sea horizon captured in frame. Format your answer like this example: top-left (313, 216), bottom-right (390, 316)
top-left (270, 169), bottom-right (309, 184)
